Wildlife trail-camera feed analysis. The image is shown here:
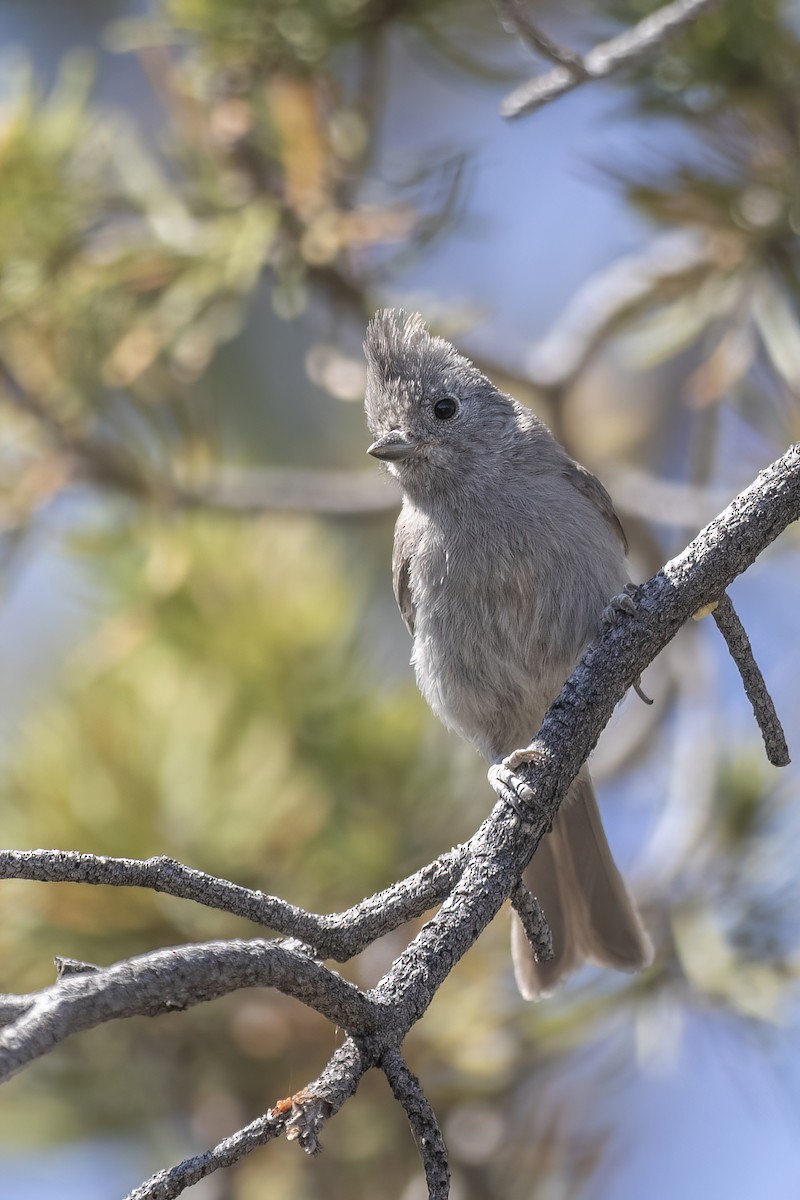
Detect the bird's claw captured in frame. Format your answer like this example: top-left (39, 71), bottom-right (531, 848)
top-left (503, 746), bottom-right (547, 774)
top-left (488, 750), bottom-right (552, 829)
top-left (601, 582), bottom-right (639, 628)
top-left (601, 585), bottom-right (654, 704)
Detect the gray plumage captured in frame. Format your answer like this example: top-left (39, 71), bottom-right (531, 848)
top-left (364, 309), bottom-right (652, 999)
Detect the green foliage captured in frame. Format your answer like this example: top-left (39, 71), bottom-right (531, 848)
top-left (1, 515), bottom-right (460, 964)
top-left (0, 54), bottom-right (284, 489)
top-left (617, 0), bottom-right (795, 117)
top-left (0, 0), bottom-right (473, 533)
top-left (602, 0), bottom-right (800, 421)
top-left (163, 0), bottom-right (387, 72)
top-left (0, 511), bottom-right (484, 1187)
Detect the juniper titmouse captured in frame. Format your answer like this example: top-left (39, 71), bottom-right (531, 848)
top-left (363, 310), bottom-right (652, 998)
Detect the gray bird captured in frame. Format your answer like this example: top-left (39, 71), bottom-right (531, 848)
top-left (363, 309), bottom-right (652, 998)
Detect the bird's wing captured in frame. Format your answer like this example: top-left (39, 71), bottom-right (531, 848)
top-left (392, 514), bottom-right (416, 636)
top-left (563, 461), bottom-right (628, 555)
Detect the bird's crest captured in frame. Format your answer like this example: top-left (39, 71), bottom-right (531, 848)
top-left (364, 309), bottom-right (464, 386)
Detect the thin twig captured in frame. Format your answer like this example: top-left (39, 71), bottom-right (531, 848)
top-left (127, 1109), bottom-right (289, 1200)
top-left (510, 881), bottom-right (553, 963)
top-left (125, 1038), bottom-right (370, 1200)
top-left (501, 0), bottom-right (720, 118)
top-left (54, 956), bottom-right (100, 979)
top-left (494, 0), bottom-right (586, 71)
top-left (711, 593), bottom-right (790, 767)
top-left (382, 1049), bottom-right (450, 1200)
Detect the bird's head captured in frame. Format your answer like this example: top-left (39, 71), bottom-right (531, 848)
top-left (363, 309), bottom-right (516, 499)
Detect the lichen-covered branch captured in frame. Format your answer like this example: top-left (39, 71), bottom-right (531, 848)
top-left (365, 445), bottom-right (798, 1037)
top-left (382, 1049), bottom-right (450, 1200)
top-left (0, 940), bottom-right (378, 1081)
top-left (0, 845), bottom-right (468, 962)
top-left (0, 442), bottom-right (797, 1197)
top-left (124, 1038), bottom-right (370, 1200)
top-left (510, 881), bottom-right (554, 963)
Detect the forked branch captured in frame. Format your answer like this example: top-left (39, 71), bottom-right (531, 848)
top-left (1, 442), bottom-right (797, 1198)
top-left (499, 0), bottom-right (720, 118)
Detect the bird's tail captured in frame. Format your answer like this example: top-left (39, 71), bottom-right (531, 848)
top-left (511, 768), bottom-right (652, 1000)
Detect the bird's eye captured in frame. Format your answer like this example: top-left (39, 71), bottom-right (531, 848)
top-left (433, 396), bottom-right (459, 420)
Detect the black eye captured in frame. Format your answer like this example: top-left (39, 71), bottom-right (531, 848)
top-left (433, 395), bottom-right (459, 420)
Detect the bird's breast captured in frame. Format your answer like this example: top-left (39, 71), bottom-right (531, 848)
top-left (408, 519), bottom-right (587, 758)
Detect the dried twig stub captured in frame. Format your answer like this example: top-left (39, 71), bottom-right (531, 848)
top-left (712, 593), bottom-right (790, 768)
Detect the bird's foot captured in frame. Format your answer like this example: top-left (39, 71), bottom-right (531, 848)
top-left (488, 747), bottom-right (552, 828)
top-left (601, 584), bottom-right (654, 705)
top-left (601, 581), bottom-right (639, 627)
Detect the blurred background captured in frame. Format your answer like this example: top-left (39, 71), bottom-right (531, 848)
top-left (0, 0), bottom-right (799, 1197)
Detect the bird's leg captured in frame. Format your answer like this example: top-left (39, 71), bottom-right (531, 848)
top-left (488, 747), bottom-right (553, 829)
top-left (601, 583), bottom-right (654, 705)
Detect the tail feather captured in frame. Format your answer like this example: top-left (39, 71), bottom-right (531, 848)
top-left (511, 769), bottom-right (652, 1000)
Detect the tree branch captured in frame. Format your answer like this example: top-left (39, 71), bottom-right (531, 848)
top-left (500, 0), bottom-right (720, 119)
top-left (711, 593), bottom-right (790, 767)
top-left (0, 940), bottom-right (378, 1080)
top-left (126, 1109), bottom-right (289, 1200)
top-left (0, 994), bottom-right (36, 1023)
top-left (0, 846), bottom-right (468, 961)
top-left (125, 1037), bottom-right (370, 1200)
top-left (510, 880), bottom-right (554, 963)
top-left (366, 444), bottom-right (798, 1035)
top-left (382, 1049), bottom-right (450, 1200)
top-left (1, 443), bottom-right (797, 1197)
top-left (493, 0), bottom-right (586, 72)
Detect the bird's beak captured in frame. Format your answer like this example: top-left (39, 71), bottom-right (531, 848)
top-left (367, 431), bottom-right (416, 461)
